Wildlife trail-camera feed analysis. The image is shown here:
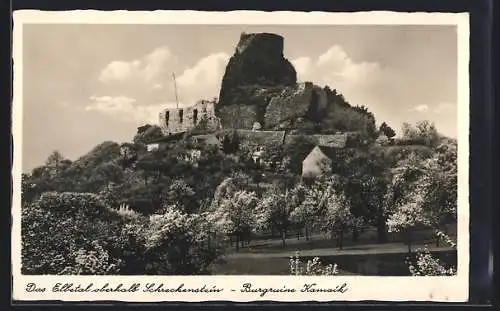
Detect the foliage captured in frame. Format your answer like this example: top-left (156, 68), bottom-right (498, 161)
top-left (290, 181), bottom-right (325, 238)
top-left (21, 192), bottom-right (129, 275)
top-left (282, 135), bottom-right (315, 174)
top-left (21, 100), bottom-right (458, 276)
top-left (379, 122), bottom-right (396, 139)
top-left (318, 188), bottom-right (363, 247)
top-left (405, 231), bottom-right (457, 276)
top-left (386, 148), bottom-right (457, 234)
top-left (133, 124), bottom-right (164, 145)
top-left (207, 187), bottom-right (259, 249)
top-left (401, 121), bottom-right (440, 147)
top-left (141, 207), bottom-right (220, 275)
top-left (289, 252), bottom-right (339, 276)
top-left (322, 103), bottom-right (377, 141)
top-left (163, 179), bottom-right (197, 213)
top-left (342, 151), bottom-right (392, 242)
top-left (221, 130), bottom-right (241, 154)
top-left (255, 183), bottom-right (305, 246)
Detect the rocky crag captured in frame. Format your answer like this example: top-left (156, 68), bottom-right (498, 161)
top-left (216, 32), bottom-right (349, 134)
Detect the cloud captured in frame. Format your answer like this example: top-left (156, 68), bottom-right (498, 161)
top-left (412, 104), bottom-right (430, 113)
top-left (291, 57), bottom-right (312, 78)
top-left (99, 47), bottom-right (175, 85)
top-left (294, 45), bottom-right (382, 87)
top-left (91, 48), bottom-right (232, 126)
top-left (97, 47), bottom-right (229, 104)
top-left (176, 52), bottom-right (230, 101)
top-left (85, 95), bottom-right (172, 125)
top-left (291, 45), bottom-right (388, 125)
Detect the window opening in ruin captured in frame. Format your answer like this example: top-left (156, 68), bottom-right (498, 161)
top-left (179, 109), bottom-right (183, 124)
top-left (193, 109), bottom-right (198, 125)
top-left (165, 111), bottom-right (170, 128)
top-left (307, 90), bottom-right (321, 123)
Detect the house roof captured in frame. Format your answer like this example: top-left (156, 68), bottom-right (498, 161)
top-left (302, 146), bottom-right (334, 178)
top-left (303, 146), bottom-right (335, 164)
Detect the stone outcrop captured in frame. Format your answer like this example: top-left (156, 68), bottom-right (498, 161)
top-left (215, 32), bottom-right (331, 133)
top-left (218, 32), bottom-right (297, 106)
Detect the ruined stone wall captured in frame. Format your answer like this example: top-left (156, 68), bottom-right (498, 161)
top-left (263, 82), bottom-right (320, 129)
top-left (217, 104), bottom-right (260, 129)
top-left (159, 100), bottom-right (218, 135)
top-left (284, 133), bottom-right (349, 148)
top-left (236, 129), bottom-right (287, 148)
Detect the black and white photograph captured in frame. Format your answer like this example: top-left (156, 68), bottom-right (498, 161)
top-left (12, 10), bottom-right (470, 302)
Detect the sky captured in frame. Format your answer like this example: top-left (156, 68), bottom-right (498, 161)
top-left (21, 24), bottom-right (458, 172)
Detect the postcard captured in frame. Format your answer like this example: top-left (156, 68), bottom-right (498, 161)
top-left (12, 10), bottom-right (469, 302)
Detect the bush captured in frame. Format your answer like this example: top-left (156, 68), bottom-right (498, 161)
top-left (21, 192), bottom-right (221, 275)
top-left (405, 231), bottom-right (457, 276)
top-left (289, 252), bottom-right (339, 276)
top-left (21, 192), bottom-right (130, 275)
top-left (141, 207), bottom-right (222, 275)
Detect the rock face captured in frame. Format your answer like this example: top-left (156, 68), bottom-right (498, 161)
top-left (218, 32), bottom-right (297, 103)
top-left (215, 32), bottom-right (331, 133)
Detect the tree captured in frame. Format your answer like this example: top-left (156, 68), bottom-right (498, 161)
top-left (255, 184), bottom-right (304, 247)
top-left (21, 192), bottom-right (129, 275)
top-left (133, 124), bottom-right (163, 145)
top-left (379, 122), bottom-right (396, 139)
top-left (386, 146), bottom-right (457, 251)
top-left (221, 130), bottom-right (240, 154)
top-left (282, 135), bottom-right (315, 174)
top-left (208, 189), bottom-right (259, 251)
top-left (401, 121), bottom-right (440, 147)
top-left (163, 179), bottom-right (197, 214)
top-left (142, 207), bottom-right (219, 275)
top-left (290, 180), bottom-right (330, 241)
top-left (318, 189), bottom-right (362, 249)
top-left (343, 151), bottom-right (392, 243)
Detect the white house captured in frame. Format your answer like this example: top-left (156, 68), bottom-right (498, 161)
top-left (302, 146), bottom-right (334, 178)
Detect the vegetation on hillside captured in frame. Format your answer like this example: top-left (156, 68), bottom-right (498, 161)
top-left (21, 116), bottom-right (457, 276)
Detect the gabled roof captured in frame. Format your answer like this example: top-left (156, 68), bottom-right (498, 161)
top-left (303, 146), bottom-right (333, 163)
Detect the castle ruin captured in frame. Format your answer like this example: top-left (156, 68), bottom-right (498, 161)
top-left (158, 99), bottom-right (219, 135)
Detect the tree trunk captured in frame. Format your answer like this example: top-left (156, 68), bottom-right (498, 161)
top-left (376, 218), bottom-right (388, 243)
top-left (305, 225), bottom-right (310, 241)
top-left (406, 229), bottom-right (412, 253)
top-left (338, 230), bottom-right (344, 250)
top-left (353, 227), bottom-right (359, 241)
top-left (281, 230), bottom-right (286, 247)
top-left (235, 235), bottom-right (240, 251)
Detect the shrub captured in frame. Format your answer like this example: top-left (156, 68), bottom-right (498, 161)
top-left (21, 192), bottom-right (129, 275)
top-left (405, 231), bottom-right (457, 276)
top-left (141, 207), bottom-right (221, 274)
top-left (289, 252), bottom-right (339, 276)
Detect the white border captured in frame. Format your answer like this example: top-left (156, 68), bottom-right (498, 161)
top-left (12, 10), bottom-right (470, 302)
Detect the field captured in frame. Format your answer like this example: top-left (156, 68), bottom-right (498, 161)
top-left (209, 225), bottom-right (457, 275)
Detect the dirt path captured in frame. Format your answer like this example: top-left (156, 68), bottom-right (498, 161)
top-left (228, 241), bottom-right (454, 259)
